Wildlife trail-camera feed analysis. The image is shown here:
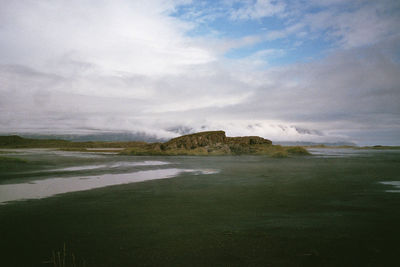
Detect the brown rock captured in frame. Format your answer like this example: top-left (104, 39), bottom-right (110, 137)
top-left (164, 131), bottom-right (227, 150)
top-left (226, 136), bottom-right (272, 145)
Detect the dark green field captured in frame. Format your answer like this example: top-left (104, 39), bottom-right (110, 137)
top-left (0, 149), bottom-right (400, 266)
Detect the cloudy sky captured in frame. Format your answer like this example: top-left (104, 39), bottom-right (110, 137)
top-left (1, 0), bottom-right (399, 145)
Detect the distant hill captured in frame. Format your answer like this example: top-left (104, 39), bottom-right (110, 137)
top-left (0, 135), bottom-right (70, 148)
top-left (9, 132), bottom-right (165, 143)
top-left (0, 135), bottom-right (145, 149)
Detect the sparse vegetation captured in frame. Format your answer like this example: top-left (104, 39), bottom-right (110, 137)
top-left (43, 244), bottom-right (85, 267)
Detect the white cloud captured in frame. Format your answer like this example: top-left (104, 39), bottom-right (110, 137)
top-left (230, 48), bottom-right (286, 69)
top-left (242, 0), bottom-right (400, 50)
top-left (230, 0), bottom-right (285, 20)
top-left (264, 22), bottom-right (305, 41)
top-left (0, 0), bottom-right (214, 76)
top-left (0, 0), bottom-right (400, 145)
top-left (3, 36), bottom-right (399, 145)
top-left (301, 1), bottom-right (400, 48)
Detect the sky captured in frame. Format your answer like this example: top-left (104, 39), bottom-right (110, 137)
top-left (0, 0), bottom-right (399, 145)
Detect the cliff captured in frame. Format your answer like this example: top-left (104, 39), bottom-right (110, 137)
top-left (162, 131), bottom-right (272, 149)
top-left (163, 131), bottom-right (227, 150)
top-left (226, 136), bottom-right (272, 145)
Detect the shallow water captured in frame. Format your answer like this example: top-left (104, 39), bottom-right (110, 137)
top-left (0, 168), bottom-right (217, 204)
top-left (0, 149), bottom-right (221, 204)
top-left (44, 160), bottom-right (170, 172)
top-left (1, 148), bottom-right (399, 204)
top-left (308, 148), bottom-right (391, 158)
top-left (380, 181), bottom-right (400, 193)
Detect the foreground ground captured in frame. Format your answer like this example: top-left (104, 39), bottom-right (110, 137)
top-left (0, 149), bottom-right (400, 266)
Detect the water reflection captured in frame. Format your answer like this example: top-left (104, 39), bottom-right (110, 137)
top-left (45, 161), bottom-right (170, 172)
top-left (309, 148), bottom-right (400, 158)
top-left (380, 181), bottom-right (400, 193)
top-left (0, 168), bottom-right (218, 204)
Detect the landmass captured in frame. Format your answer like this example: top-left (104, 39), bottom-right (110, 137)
top-left (0, 131), bottom-right (309, 157)
top-left (0, 135), bottom-right (144, 150)
top-left (120, 130), bottom-right (309, 157)
top-left (2, 131), bottom-right (399, 157)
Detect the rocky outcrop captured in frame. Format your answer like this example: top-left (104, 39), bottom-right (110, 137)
top-left (163, 131), bottom-right (227, 150)
top-left (226, 136), bottom-right (272, 145)
top-left (162, 131), bottom-right (272, 150)
top-left (121, 130), bottom-right (309, 157)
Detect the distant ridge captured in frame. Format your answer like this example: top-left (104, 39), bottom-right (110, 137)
top-left (0, 135), bottom-right (144, 149)
top-left (3, 132), bottom-right (164, 143)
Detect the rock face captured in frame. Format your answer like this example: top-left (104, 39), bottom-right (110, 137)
top-left (163, 131), bottom-right (227, 150)
top-left (162, 131), bottom-right (272, 150)
top-left (226, 136), bottom-right (272, 145)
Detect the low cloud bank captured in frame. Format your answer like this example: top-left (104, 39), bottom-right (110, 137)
top-left (0, 0), bottom-right (399, 145)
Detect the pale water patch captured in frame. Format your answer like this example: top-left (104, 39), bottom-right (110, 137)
top-left (44, 161), bottom-right (170, 172)
top-left (112, 161), bottom-right (170, 167)
top-left (380, 181), bottom-right (400, 193)
top-left (0, 168), bottom-right (219, 204)
top-left (49, 165), bottom-right (106, 172)
top-left (309, 148), bottom-right (400, 158)
top-left (193, 169), bottom-right (220, 175)
top-left (308, 148), bottom-right (366, 158)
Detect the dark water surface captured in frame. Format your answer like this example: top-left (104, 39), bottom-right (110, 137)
top-left (0, 148), bottom-right (399, 266)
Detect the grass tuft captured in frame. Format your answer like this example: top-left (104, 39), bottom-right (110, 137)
top-left (43, 244), bottom-right (85, 267)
